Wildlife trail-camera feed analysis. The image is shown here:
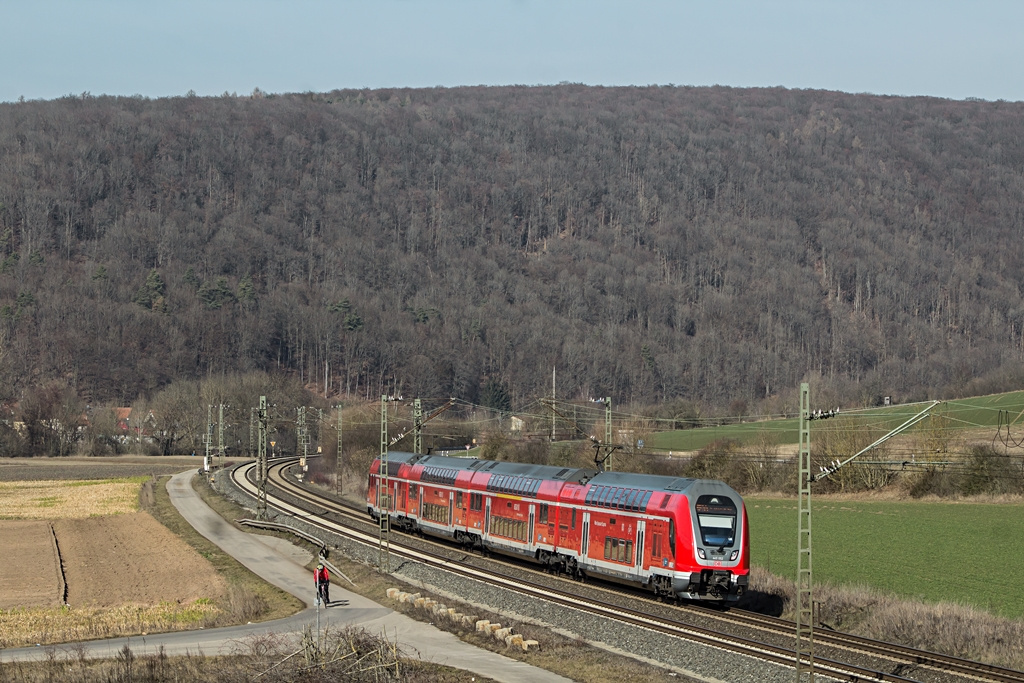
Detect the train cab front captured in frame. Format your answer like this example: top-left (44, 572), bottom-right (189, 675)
top-left (680, 489), bottom-right (749, 603)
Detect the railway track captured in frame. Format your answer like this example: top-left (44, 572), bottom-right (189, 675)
top-left (229, 458), bottom-right (1024, 683)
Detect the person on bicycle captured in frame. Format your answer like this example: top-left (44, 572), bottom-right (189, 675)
top-left (314, 562), bottom-right (330, 605)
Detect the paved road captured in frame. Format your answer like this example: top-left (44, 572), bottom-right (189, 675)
top-left (1, 470), bottom-right (572, 683)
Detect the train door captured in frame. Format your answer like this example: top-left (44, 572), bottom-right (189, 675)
top-left (528, 506), bottom-right (535, 550)
top-left (485, 497), bottom-right (492, 536)
top-left (635, 520), bottom-right (646, 579)
top-left (448, 491), bottom-right (454, 527)
top-left (581, 511), bottom-right (590, 558)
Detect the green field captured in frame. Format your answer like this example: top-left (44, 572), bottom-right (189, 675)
top-left (648, 389), bottom-right (1024, 451)
top-left (746, 496), bottom-right (1024, 619)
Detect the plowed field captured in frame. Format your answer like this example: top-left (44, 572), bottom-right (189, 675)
top-left (0, 470), bottom-right (226, 611)
top-left (55, 511), bottom-right (227, 607)
top-left (0, 520), bottom-right (63, 609)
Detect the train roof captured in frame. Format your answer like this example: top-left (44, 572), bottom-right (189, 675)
top-left (468, 459), bottom-right (598, 485)
top-left (588, 470), bottom-right (735, 495)
top-left (379, 451), bottom-right (598, 485)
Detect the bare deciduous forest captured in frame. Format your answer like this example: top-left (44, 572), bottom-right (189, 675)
top-left (2, 85), bottom-right (1023, 419)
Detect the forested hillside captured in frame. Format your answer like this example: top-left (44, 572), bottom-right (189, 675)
top-left (2, 85), bottom-right (1024, 412)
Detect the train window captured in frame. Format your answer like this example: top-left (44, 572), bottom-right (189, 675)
top-left (626, 490), bottom-right (641, 510)
top-left (531, 480), bottom-right (541, 495)
top-left (609, 518), bottom-right (616, 526)
top-left (640, 491), bottom-right (653, 511)
top-left (598, 487), bottom-right (613, 506)
top-left (539, 504), bottom-right (549, 525)
top-left (696, 495), bottom-right (737, 547)
top-left (659, 494), bottom-right (671, 509)
top-left (651, 532), bottom-right (662, 558)
top-left (604, 537), bottom-right (616, 559)
top-left (571, 508), bottom-right (577, 529)
top-left (585, 487), bottom-right (599, 505)
top-left (456, 492), bottom-right (464, 508)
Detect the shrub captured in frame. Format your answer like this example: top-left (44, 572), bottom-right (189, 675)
top-left (959, 445), bottom-right (1024, 496)
top-left (905, 466), bottom-right (961, 498)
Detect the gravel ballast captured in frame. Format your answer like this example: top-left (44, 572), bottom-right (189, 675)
top-left (215, 467), bottom-right (837, 683)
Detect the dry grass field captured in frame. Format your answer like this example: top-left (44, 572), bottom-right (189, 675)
top-left (0, 478), bottom-right (146, 520)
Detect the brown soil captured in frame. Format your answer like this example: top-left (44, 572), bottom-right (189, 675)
top-left (53, 511), bottom-right (227, 608)
top-left (0, 520), bottom-right (63, 609)
top-left (0, 456), bottom-right (209, 482)
top-left (0, 465), bottom-right (230, 612)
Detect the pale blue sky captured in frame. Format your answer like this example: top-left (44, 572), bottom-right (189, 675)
top-left (3, 0), bottom-right (1021, 103)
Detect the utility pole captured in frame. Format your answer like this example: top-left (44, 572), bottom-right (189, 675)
top-left (204, 405), bottom-right (213, 472)
top-left (413, 398), bottom-right (423, 454)
top-left (256, 396), bottom-right (268, 520)
top-left (217, 403), bottom-right (226, 471)
top-left (794, 390), bottom-right (939, 682)
top-left (336, 404), bottom-right (343, 497)
top-left (297, 406), bottom-right (309, 474)
top-left (551, 366), bottom-right (556, 441)
top-left (604, 397), bottom-right (613, 472)
top-left (378, 396), bottom-right (391, 572)
top-left (796, 383), bottom-right (813, 682)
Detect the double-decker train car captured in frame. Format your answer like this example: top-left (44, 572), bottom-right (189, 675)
top-left (367, 451), bottom-right (749, 602)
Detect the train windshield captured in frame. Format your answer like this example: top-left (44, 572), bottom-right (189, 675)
top-left (695, 495), bottom-right (737, 547)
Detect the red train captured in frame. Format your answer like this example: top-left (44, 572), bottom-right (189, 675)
top-left (367, 451), bottom-right (749, 603)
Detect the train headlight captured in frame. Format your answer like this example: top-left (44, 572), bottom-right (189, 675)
top-left (696, 548), bottom-right (706, 559)
top-left (730, 550), bottom-right (739, 561)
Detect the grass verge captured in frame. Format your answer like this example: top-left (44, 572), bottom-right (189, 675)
top-left (0, 628), bottom-right (488, 683)
top-left (227, 511), bottom-right (689, 680)
top-left (748, 565), bottom-right (1024, 670)
top-left (141, 475), bottom-right (304, 625)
